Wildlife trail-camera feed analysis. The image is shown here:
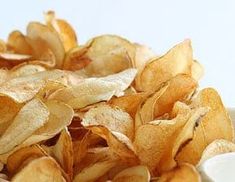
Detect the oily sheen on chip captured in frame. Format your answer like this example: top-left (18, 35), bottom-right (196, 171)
top-left (0, 11), bottom-right (234, 182)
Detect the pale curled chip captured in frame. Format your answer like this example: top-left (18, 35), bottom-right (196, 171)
top-left (113, 165), bottom-right (150, 182)
top-left (45, 11), bottom-right (77, 51)
top-left (0, 98), bottom-right (49, 154)
top-left (6, 145), bottom-right (47, 174)
top-left (0, 53), bottom-right (31, 62)
top-left (22, 100), bottom-right (74, 144)
top-left (198, 139), bottom-right (235, 165)
top-left (64, 35), bottom-right (135, 76)
top-left (137, 39), bottom-right (193, 91)
top-left (27, 22), bottom-right (65, 68)
top-left (0, 70), bottom-right (67, 103)
top-left (10, 63), bottom-right (46, 78)
top-left (191, 60), bottom-right (204, 81)
top-left (11, 157), bottom-right (66, 182)
top-left (49, 69), bottom-right (137, 109)
top-left (158, 163), bottom-right (201, 182)
top-left (7, 31), bottom-right (33, 55)
top-left (73, 160), bottom-right (117, 182)
top-left (176, 88), bottom-right (234, 165)
top-left (50, 128), bottom-right (73, 179)
top-left (82, 104), bottom-right (134, 140)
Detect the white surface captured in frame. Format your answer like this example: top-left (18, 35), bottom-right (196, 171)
top-left (0, 0), bottom-right (235, 106)
top-left (199, 152), bottom-right (235, 182)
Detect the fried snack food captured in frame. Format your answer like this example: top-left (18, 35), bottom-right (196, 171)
top-left (0, 11), bottom-right (233, 182)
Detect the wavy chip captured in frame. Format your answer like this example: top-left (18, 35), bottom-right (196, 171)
top-left (0, 98), bottom-right (49, 154)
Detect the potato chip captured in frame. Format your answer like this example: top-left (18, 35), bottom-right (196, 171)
top-left (191, 60), bottom-right (204, 81)
top-left (198, 139), bottom-right (235, 165)
top-left (27, 22), bottom-right (65, 68)
top-left (45, 11), bottom-right (77, 51)
top-left (176, 88), bottom-right (234, 165)
top-left (0, 70), bottom-right (67, 103)
top-left (0, 69), bottom-right (8, 85)
top-left (50, 128), bottom-right (73, 179)
top-left (135, 83), bottom-right (168, 127)
top-left (113, 165), bottom-right (150, 182)
top-left (10, 63), bottom-right (46, 78)
top-left (82, 104), bottom-right (134, 140)
top-left (7, 31), bottom-right (33, 55)
top-left (22, 100), bottom-right (73, 145)
top-left (49, 69), bottom-right (136, 109)
top-left (0, 97), bottom-right (21, 125)
top-left (158, 107), bottom-right (208, 173)
top-left (7, 145), bottom-right (47, 175)
top-left (11, 157), bottom-right (66, 182)
top-left (108, 92), bottom-right (147, 118)
top-left (138, 39), bottom-right (193, 91)
top-left (65, 35), bottom-right (135, 76)
top-left (0, 98), bottom-right (49, 154)
top-left (73, 160), bottom-right (117, 182)
top-left (0, 39), bottom-right (6, 53)
top-left (159, 163), bottom-right (200, 182)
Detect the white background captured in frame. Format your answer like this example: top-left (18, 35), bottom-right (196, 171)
top-left (0, 0), bottom-right (235, 107)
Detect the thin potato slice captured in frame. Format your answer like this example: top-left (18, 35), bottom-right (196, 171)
top-left (27, 22), bottom-right (65, 68)
top-left (7, 31), bottom-right (33, 55)
top-left (0, 39), bottom-right (6, 53)
top-left (65, 35), bottom-right (135, 76)
top-left (51, 128), bottom-right (73, 179)
top-left (0, 53), bottom-right (31, 62)
top-left (138, 39), bottom-right (192, 91)
top-left (0, 98), bottom-right (49, 154)
top-left (11, 157), bottom-right (66, 182)
top-left (191, 60), bottom-right (204, 81)
top-left (159, 163), bottom-right (201, 182)
top-left (113, 165), bottom-right (150, 182)
top-left (74, 160), bottom-right (116, 182)
top-left (82, 104), bottom-right (134, 140)
top-left (176, 88), bottom-right (234, 165)
top-left (49, 69), bottom-right (136, 109)
top-left (45, 11), bottom-right (77, 51)
top-left (198, 139), bottom-right (235, 165)
top-left (0, 70), bottom-right (67, 103)
top-left (7, 145), bottom-right (47, 174)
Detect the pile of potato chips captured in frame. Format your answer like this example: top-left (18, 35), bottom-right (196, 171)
top-left (0, 11), bottom-right (234, 182)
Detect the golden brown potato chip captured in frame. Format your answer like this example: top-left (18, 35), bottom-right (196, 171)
top-left (153, 74), bottom-right (198, 118)
top-left (158, 107), bottom-right (208, 173)
top-left (0, 39), bottom-right (6, 53)
top-left (27, 22), bottom-right (65, 68)
top-left (82, 104), bottom-right (134, 140)
top-left (7, 31), bottom-right (33, 55)
top-left (0, 97), bottom-right (21, 125)
top-left (64, 35), bottom-right (135, 76)
top-left (0, 98), bottom-right (49, 154)
top-left (138, 39), bottom-right (193, 91)
top-left (11, 157), bottom-right (66, 182)
top-left (50, 128), bottom-right (73, 179)
top-left (135, 83), bottom-right (168, 127)
top-left (198, 139), bottom-right (235, 165)
top-left (159, 163), bottom-right (200, 182)
top-left (108, 92), bottom-right (147, 118)
top-left (45, 11), bottom-right (77, 51)
top-left (49, 69), bottom-right (136, 109)
top-left (176, 88), bottom-right (234, 165)
top-left (7, 145), bottom-right (47, 175)
top-left (73, 160), bottom-right (117, 182)
top-left (113, 165), bottom-right (150, 182)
